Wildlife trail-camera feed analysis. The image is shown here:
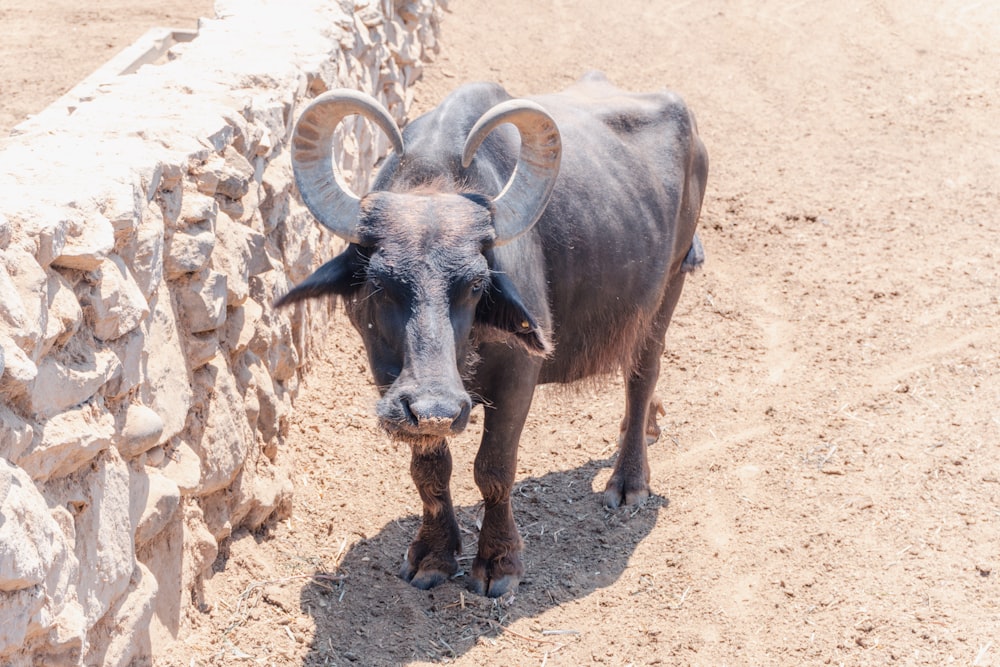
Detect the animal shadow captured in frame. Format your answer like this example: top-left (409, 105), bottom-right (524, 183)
top-left (298, 457), bottom-right (664, 665)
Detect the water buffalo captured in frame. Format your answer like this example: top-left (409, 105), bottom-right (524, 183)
top-left (277, 71), bottom-right (708, 597)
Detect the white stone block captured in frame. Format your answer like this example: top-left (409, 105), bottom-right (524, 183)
top-left (0, 459), bottom-right (70, 592)
top-left (1, 247), bottom-right (47, 355)
top-left (164, 221), bottom-right (215, 279)
top-left (118, 404), bottom-right (165, 459)
top-left (49, 212), bottom-right (116, 272)
top-left (142, 288), bottom-right (192, 444)
top-left (132, 470), bottom-right (181, 547)
top-left (187, 357), bottom-right (253, 496)
top-left (190, 147), bottom-right (254, 200)
top-left (86, 563), bottom-right (157, 667)
top-left (179, 191), bottom-right (218, 225)
top-left (124, 203), bottom-right (165, 299)
top-left (103, 326), bottom-right (145, 400)
top-left (0, 460), bottom-right (82, 663)
top-left (16, 402), bottom-right (116, 481)
top-left (185, 331), bottom-right (219, 370)
top-left (50, 448), bottom-right (134, 628)
top-left (27, 348), bottom-right (121, 421)
top-left (213, 211), bottom-right (250, 307)
top-left (41, 271), bottom-right (83, 357)
top-left (87, 255), bottom-right (150, 342)
top-left (159, 440), bottom-right (201, 495)
top-left (0, 404), bottom-right (34, 463)
top-left (177, 270), bottom-right (228, 333)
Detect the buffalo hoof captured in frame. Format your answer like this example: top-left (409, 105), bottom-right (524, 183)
top-left (468, 553), bottom-right (523, 598)
top-left (399, 553), bottom-right (457, 590)
top-left (603, 476), bottom-right (650, 509)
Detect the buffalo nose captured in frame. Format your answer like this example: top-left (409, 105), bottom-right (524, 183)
top-left (403, 396), bottom-right (472, 433)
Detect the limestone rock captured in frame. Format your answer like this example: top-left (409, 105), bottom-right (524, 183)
top-left (118, 404), bottom-right (164, 459)
top-left (142, 288), bottom-right (192, 443)
top-left (164, 221), bottom-right (215, 279)
top-left (0, 459), bottom-right (71, 592)
top-left (27, 347), bottom-right (121, 420)
top-left (258, 149), bottom-right (293, 234)
top-left (16, 402), bottom-right (116, 482)
top-left (245, 351), bottom-right (287, 445)
top-left (86, 255), bottom-right (150, 341)
top-left (0, 261), bottom-right (26, 334)
top-left (119, 203), bottom-right (165, 300)
top-left (41, 270), bottom-right (83, 357)
top-left (0, 404), bottom-right (34, 463)
top-left (101, 180), bottom-right (143, 249)
top-left (266, 313), bottom-right (299, 382)
top-left (0, 459), bottom-right (83, 663)
top-left (0, 586), bottom-right (46, 663)
top-left (86, 563), bottom-right (157, 667)
top-left (46, 448), bottom-right (135, 627)
top-left (179, 191), bottom-right (218, 225)
top-left (222, 296), bottom-right (263, 359)
top-left (103, 327), bottom-right (145, 400)
top-left (49, 212), bottom-right (116, 272)
top-left (190, 146), bottom-right (254, 200)
top-left (185, 331), bottom-right (219, 370)
top-left (159, 440), bottom-right (202, 494)
top-left (0, 0), bottom-right (445, 660)
top-left (132, 470), bottom-right (181, 547)
top-left (187, 357), bottom-right (253, 496)
top-left (245, 227), bottom-right (273, 276)
top-left (1, 247), bottom-right (47, 354)
top-left (0, 336), bottom-right (37, 390)
top-left (213, 211), bottom-right (250, 306)
top-left (177, 270), bottom-right (228, 333)
top-left (0, 212), bottom-right (9, 248)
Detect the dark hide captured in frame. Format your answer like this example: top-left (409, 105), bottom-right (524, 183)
top-left (279, 71), bottom-right (708, 598)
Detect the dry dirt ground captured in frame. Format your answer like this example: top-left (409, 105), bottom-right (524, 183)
top-left (4, 0), bottom-right (1000, 665)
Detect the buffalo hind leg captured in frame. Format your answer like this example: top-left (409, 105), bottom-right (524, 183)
top-left (619, 394), bottom-right (665, 446)
top-left (469, 347), bottom-right (541, 597)
top-left (605, 273), bottom-right (686, 508)
top-left (400, 440), bottom-right (461, 589)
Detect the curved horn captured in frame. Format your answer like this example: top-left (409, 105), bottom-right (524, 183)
top-left (291, 89), bottom-right (404, 243)
top-left (462, 100), bottom-right (561, 246)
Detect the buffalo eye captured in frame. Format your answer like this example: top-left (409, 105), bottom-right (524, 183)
top-left (470, 277), bottom-right (485, 295)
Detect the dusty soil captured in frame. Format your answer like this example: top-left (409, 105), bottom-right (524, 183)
top-left (5, 0), bottom-right (999, 665)
top-left (0, 0), bottom-right (214, 134)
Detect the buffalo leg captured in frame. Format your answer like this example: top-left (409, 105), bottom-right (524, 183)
top-left (619, 394), bottom-right (665, 445)
top-left (469, 348), bottom-right (541, 597)
top-left (605, 273), bottom-right (686, 508)
top-left (400, 439), bottom-right (461, 589)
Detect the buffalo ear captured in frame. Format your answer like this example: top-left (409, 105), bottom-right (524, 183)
top-left (274, 249), bottom-right (362, 307)
top-left (475, 271), bottom-right (552, 356)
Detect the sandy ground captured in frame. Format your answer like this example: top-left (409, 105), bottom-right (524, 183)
top-left (4, 0), bottom-right (999, 665)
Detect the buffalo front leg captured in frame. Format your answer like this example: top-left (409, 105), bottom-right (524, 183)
top-left (605, 273), bottom-right (686, 508)
top-left (469, 348), bottom-right (541, 597)
top-left (399, 439), bottom-right (461, 589)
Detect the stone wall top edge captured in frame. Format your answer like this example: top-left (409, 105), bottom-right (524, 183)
top-left (0, 0), bottom-right (369, 190)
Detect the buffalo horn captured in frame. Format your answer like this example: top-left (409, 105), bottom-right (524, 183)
top-left (291, 90), bottom-right (404, 244)
top-left (462, 100), bottom-right (562, 246)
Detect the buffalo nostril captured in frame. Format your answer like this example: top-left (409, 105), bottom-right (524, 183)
top-left (453, 399), bottom-right (472, 430)
top-left (400, 397), bottom-right (419, 426)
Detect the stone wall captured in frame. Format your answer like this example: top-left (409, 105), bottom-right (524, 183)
top-left (0, 1), bottom-right (442, 664)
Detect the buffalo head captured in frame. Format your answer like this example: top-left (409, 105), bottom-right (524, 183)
top-left (276, 90), bottom-right (561, 445)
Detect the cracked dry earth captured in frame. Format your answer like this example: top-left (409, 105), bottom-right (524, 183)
top-left (7, 0), bottom-right (999, 665)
